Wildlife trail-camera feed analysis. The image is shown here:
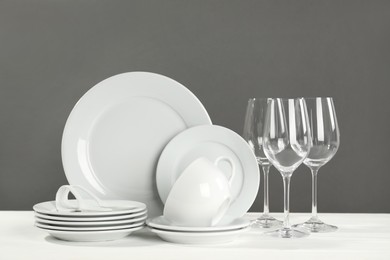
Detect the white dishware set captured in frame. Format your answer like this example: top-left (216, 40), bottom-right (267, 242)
top-left (33, 71), bottom-right (340, 242)
top-left (33, 72), bottom-right (259, 244)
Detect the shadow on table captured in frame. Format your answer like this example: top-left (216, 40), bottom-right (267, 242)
top-left (223, 231), bottom-right (345, 250)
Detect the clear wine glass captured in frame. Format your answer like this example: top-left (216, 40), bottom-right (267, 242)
top-left (243, 98), bottom-right (283, 228)
top-left (293, 97), bottom-right (340, 232)
top-left (263, 98), bottom-right (312, 238)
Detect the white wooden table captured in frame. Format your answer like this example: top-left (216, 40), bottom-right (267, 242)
top-left (1, 211), bottom-right (389, 260)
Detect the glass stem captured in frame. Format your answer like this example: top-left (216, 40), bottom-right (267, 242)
top-left (261, 164), bottom-right (271, 216)
top-left (311, 167), bottom-right (320, 220)
top-left (282, 174), bottom-right (292, 229)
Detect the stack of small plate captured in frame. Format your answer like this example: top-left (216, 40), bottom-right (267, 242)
top-left (147, 216), bottom-right (250, 244)
top-left (33, 200), bottom-right (147, 242)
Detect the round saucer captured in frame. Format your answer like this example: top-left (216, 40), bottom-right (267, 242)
top-left (146, 216), bottom-right (250, 232)
top-left (149, 226), bottom-right (250, 244)
top-left (34, 209), bottom-right (147, 221)
top-left (35, 220), bottom-right (145, 231)
top-left (33, 200), bottom-right (146, 217)
top-left (35, 214), bottom-right (147, 226)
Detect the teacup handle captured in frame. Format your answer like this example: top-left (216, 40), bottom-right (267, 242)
top-left (214, 156), bottom-right (235, 186)
top-left (56, 185), bottom-right (85, 212)
top-left (55, 185), bottom-right (111, 212)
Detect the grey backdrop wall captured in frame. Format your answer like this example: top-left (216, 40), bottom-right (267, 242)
top-left (1, 0), bottom-right (389, 213)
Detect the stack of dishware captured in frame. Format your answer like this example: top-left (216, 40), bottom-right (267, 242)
top-left (33, 185), bottom-right (147, 242)
top-left (147, 125), bottom-right (258, 244)
top-left (33, 71), bottom-right (261, 243)
top-left (59, 72), bottom-right (260, 225)
top-left (148, 148), bottom-right (254, 244)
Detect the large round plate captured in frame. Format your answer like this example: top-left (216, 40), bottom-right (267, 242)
top-left (156, 125), bottom-right (259, 222)
top-left (147, 216), bottom-right (250, 232)
top-left (62, 72), bottom-right (211, 217)
top-left (37, 226), bottom-right (144, 242)
top-left (149, 227), bottom-right (250, 244)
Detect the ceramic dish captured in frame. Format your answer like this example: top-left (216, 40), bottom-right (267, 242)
top-left (37, 226), bottom-right (144, 242)
top-left (147, 216), bottom-right (250, 232)
top-left (35, 221), bottom-right (145, 231)
top-left (149, 227), bottom-right (250, 244)
top-left (62, 72), bottom-right (211, 218)
top-left (34, 209), bottom-right (147, 222)
top-left (35, 214), bottom-right (147, 226)
top-left (156, 125), bottom-right (259, 222)
top-left (33, 200), bottom-right (146, 216)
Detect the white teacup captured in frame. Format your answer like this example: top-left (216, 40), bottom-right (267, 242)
top-left (163, 156), bottom-right (235, 227)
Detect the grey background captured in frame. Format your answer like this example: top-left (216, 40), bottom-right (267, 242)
top-left (1, 0), bottom-right (389, 213)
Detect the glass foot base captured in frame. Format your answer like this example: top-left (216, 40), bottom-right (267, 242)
top-left (293, 218), bottom-right (338, 233)
top-left (251, 214), bottom-right (283, 229)
top-left (265, 227), bottom-right (310, 238)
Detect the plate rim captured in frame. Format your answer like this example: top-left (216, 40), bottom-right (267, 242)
top-left (34, 209), bottom-right (147, 221)
top-left (35, 221), bottom-right (145, 231)
top-left (35, 214), bottom-right (147, 226)
top-left (148, 226), bottom-right (250, 236)
top-left (37, 225), bottom-right (144, 234)
top-left (33, 200), bottom-right (146, 217)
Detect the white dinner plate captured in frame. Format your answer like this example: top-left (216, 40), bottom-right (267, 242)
top-left (62, 72), bottom-right (211, 218)
top-left (149, 227), bottom-right (250, 244)
top-left (156, 125), bottom-right (259, 222)
top-left (33, 200), bottom-right (146, 216)
top-left (146, 216), bottom-right (250, 232)
top-left (34, 209), bottom-right (147, 221)
top-left (37, 226), bottom-right (144, 242)
top-left (35, 221), bottom-right (145, 231)
top-left (35, 214), bottom-right (147, 226)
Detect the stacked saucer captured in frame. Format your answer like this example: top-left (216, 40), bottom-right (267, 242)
top-left (148, 155), bottom-right (251, 244)
top-left (147, 216), bottom-right (250, 244)
top-left (146, 126), bottom-right (258, 244)
top-left (33, 186), bottom-right (147, 242)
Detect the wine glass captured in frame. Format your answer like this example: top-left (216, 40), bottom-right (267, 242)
top-left (293, 97), bottom-right (340, 232)
top-left (243, 98), bottom-right (283, 228)
top-left (263, 98), bottom-right (312, 238)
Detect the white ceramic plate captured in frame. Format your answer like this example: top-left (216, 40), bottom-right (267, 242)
top-left (33, 200), bottom-right (146, 216)
top-left (35, 221), bottom-right (145, 231)
top-left (35, 214), bottom-right (147, 226)
top-left (34, 209), bottom-right (147, 221)
top-left (156, 125), bottom-right (259, 222)
top-left (62, 72), bottom-right (211, 218)
top-left (146, 216), bottom-right (250, 232)
top-left (149, 227), bottom-right (250, 244)
top-left (37, 226), bottom-right (144, 242)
